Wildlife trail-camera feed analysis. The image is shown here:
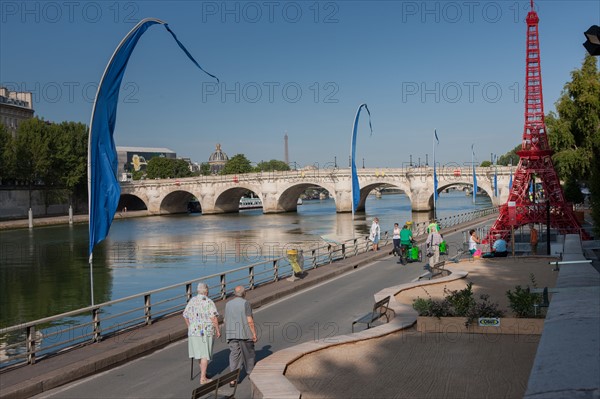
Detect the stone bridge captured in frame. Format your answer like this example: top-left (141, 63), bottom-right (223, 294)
top-left (119, 166), bottom-right (516, 214)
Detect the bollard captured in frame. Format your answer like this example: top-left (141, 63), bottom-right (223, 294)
top-left (69, 205), bottom-right (73, 225)
top-left (28, 208), bottom-right (33, 229)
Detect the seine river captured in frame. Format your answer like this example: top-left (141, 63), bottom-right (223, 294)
top-left (0, 191), bottom-right (491, 327)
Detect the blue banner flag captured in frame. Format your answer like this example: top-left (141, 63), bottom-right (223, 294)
top-left (494, 170), bottom-right (498, 197)
top-left (350, 104), bottom-right (373, 216)
top-left (88, 18), bottom-right (218, 258)
top-left (509, 169), bottom-right (513, 189)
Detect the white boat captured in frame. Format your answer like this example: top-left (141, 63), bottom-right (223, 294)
top-left (239, 197), bottom-right (262, 210)
top-left (239, 197), bottom-right (302, 210)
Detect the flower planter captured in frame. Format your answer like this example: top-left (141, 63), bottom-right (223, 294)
top-left (417, 316), bottom-right (545, 335)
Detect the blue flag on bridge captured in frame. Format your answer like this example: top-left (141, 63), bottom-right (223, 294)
top-left (509, 168), bottom-right (513, 189)
top-left (433, 130), bottom-right (439, 204)
top-left (88, 18), bottom-right (219, 259)
top-left (350, 104), bottom-right (373, 216)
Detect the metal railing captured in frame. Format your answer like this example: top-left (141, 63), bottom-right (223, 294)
top-left (0, 206), bottom-right (497, 370)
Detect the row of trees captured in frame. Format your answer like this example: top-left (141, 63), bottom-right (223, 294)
top-left (0, 118), bottom-right (291, 188)
top-left (139, 154), bottom-right (290, 179)
top-left (0, 118), bottom-right (88, 205)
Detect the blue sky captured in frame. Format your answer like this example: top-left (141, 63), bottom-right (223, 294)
top-left (1, 1), bottom-right (598, 168)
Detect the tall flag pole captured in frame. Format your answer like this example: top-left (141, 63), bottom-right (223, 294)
top-left (87, 18), bottom-right (218, 305)
top-left (433, 129), bottom-right (439, 219)
top-left (493, 154), bottom-right (498, 197)
top-left (350, 103), bottom-right (373, 219)
top-left (471, 144), bottom-right (477, 204)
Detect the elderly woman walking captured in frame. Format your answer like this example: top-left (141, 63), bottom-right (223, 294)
top-left (183, 282), bottom-right (221, 384)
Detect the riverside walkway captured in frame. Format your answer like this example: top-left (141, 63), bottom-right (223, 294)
top-left (2, 214), bottom-right (598, 399)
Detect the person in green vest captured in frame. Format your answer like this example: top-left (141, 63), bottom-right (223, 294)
top-left (399, 224), bottom-right (413, 265)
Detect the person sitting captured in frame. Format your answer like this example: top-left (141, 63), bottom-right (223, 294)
top-left (468, 229), bottom-right (480, 256)
top-left (491, 235), bottom-right (508, 257)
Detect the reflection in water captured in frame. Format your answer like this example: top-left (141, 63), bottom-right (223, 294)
top-left (0, 191), bottom-right (491, 325)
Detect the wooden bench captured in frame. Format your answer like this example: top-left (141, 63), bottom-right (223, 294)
top-left (352, 296), bottom-right (394, 332)
top-left (190, 368), bottom-right (241, 399)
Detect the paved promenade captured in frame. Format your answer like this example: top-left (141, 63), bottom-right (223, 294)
top-left (1, 215), bottom-right (597, 399)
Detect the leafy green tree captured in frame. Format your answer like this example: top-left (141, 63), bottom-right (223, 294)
top-left (480, 160), bottom-right (492, 167)
top-left (52, 122), bottom-right (88, 206)
top-left (497, 145), bottom-right (521, 166)
top-left (546, 54), bottom-right (600, 181)
top-left (146, 157), bottom-right (192, 179)
top-left (221, 154), bottom-right (253, 175)
top-left (563, 178), bottom-right (584, 204)
top-left (200, 162), bottom-right (211, 176)
top-left (14, 118), bottom-right (52, 182)
top-left (0, 123), bottom-right (14, 183)
top-left (255, 159), bottom-right (290, 172)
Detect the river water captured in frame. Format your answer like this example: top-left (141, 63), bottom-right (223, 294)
top-left (0, 191), bottom-right (491, 327)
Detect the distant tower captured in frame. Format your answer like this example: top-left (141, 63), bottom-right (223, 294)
top-left (489, 0), bottom-right (586, 238)
top-left (284, 132), bottom-right (289, 165)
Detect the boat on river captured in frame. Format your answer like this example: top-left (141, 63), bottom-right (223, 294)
top-left (239, 197), bottom-right (302, 210)
top-left (239, 197), bottom-right (263, 210)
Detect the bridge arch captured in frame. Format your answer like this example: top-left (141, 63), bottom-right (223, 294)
top-left (118, 194), bottom-right (148, 212)
top-left (213, 185), bottom-right (262, 213)
top-left (160, 190), bottom-right (197, 214)
top-left (355, 181), bottom-right (411, 212)
top-left (278, 183), bottom-right (319, 212)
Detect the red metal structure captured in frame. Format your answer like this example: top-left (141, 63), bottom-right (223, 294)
top-left (489, 0), bottom-right (586, 238)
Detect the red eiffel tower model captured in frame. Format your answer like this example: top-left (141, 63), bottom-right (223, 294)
top-left (489, 0), bottom-right (587, 239)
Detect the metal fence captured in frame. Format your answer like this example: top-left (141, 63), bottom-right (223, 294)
top-left (0, 206), bottom-right (497, 370)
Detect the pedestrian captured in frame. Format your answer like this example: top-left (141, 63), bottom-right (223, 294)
top-left (427, 219), bottom-right (440, 234)
top-left (225, 285), bottom-right (257, 387)
top-left (369, 217), bottom-right (381, 251)
top-left (426, 229), bottom-right (444, 266)
top-left (392, 223), bottom-right (401, 256)
top-left (183, 282), bottom-right (220, 385)
top-left (530, 224), bottom-right (538, 255)
top-left (399, 224), bottom-right (413, 264)
top-left (468, 229), bottom-right (480, 255)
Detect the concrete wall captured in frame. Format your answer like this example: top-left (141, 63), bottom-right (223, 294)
top-left (0, 188), bottom-right (76, 220)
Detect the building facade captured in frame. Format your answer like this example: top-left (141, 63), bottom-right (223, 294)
top-left (0, 87), bottom-right (34, 137)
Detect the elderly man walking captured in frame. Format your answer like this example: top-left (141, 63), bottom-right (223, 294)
top-left (225, 285), bottom-right (257, 386)
top-left (426, 229), bottom-right (444, 267)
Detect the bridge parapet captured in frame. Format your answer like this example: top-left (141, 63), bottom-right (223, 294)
top-left (119, 166), bottom-right (516, 215)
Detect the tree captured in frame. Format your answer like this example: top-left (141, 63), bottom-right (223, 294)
top-left (52, 122), bottom-right (88, 206)
top-left (14, 118), bottom-right (52, 183)
top-left (480, 160), bottom-right (492, 167)
top-left (563, 178), bottom-right (584, 204)
top-left (497, 145), bottom-right (521, 166)
top-left (200, 162), bottom-right (211, 176)
top-left (221, 154), bottom-right (253, 175)
top-left (0, 123), bottom-right (14, 183)
top-left (255, 159), bottom-right (290, 172)
top-left (146, 157), bottom-right (192, 179)
top-left (546, 54), bottom-right (600, 182)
